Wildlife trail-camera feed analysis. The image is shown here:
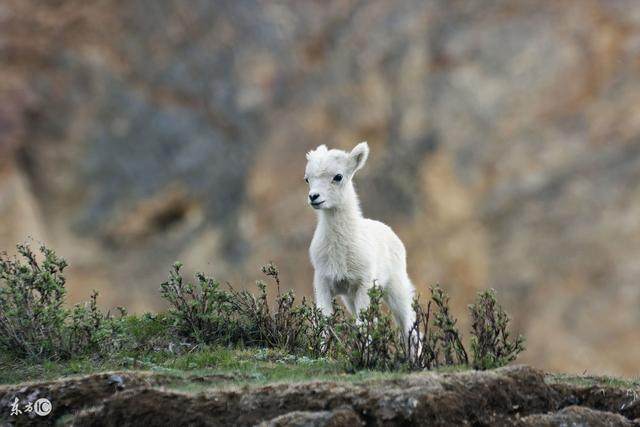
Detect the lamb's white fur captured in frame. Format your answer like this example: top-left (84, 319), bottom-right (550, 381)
top-left (305, 142), bottom-right (416, 336)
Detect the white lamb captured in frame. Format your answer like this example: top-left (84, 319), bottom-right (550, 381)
top-left (305, 142), bottom-right (416, 338)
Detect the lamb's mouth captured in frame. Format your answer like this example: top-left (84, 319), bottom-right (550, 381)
top-left (310, 200), bottom-right (325, 208)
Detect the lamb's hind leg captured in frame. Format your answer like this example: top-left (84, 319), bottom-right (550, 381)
top-left (384, 274), bottom-right (419, 350)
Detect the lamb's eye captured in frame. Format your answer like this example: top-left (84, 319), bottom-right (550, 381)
top-left (333, 174), bottom-right (343, 182)
top-left (304, 177), bottom-right (309, 183)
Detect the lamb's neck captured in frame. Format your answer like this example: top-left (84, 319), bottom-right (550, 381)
top-left (317, 198), bottom-right (362, 240)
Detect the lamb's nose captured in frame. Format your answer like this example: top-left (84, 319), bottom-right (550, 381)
top-left (309, 193), bottom-right (320, 202)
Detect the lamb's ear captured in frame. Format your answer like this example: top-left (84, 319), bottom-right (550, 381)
top-left (306, 144), bottom-right (328, 160)
top-left (349, 141), bottom-right (369, 173)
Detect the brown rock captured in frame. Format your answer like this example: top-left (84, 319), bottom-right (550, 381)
top-left (520, 406), bottom-right (637, 427)
top-left (259, 408), bottom-right (364, 427)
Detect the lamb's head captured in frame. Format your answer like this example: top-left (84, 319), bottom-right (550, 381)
top-left (304, 142), bottom-right (369, 210)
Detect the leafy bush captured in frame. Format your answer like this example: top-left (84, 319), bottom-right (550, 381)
top-left (117, 312), bottom-right (175, 361)
top-left (399, 285), bottom-right (468, 370)
top-left (160, 262), bottom-right (240, 344)
top-left (469, 289), bottom-right (526, 370)
top-left (303, 298), bottom-right (344, 359)
top-left (160, 261), bottom-right (335, 356)
top-left (339, 284), bottom-right (473, 371)
top-left (429, 285), bottom-right (468, 366)
top-left (0, 244), bottom-right (116, 360)
top-left (339, 285), bottom-right (399, 371)
top-left (228, 263), bottom-right (310, 352)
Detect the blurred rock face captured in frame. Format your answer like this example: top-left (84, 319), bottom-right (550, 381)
top-left (2, 0), bottom-right (640, 374)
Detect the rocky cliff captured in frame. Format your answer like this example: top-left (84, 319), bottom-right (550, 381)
top-left (2, 0), bottom-right (640, 374)
top-left (2, 366), bottom-right (640, 426)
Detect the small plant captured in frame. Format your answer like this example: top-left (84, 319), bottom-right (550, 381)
top-left (340, 285), bottom-right (399, 371)
top-left (398, 285), bottom-right (468, 370)
top-left (161, 261), bottom-right (318, 355)
top-left (0, 244), bottom-right (69, 358)
top-left (0, 243), bottom-right (115, 360)
top-left (160, 262), bottom-right (239, 344)
top-left (401, 297), bottom-right (435, 369)
top-left (118, 312), bottom-right (174, 360)
top-left (469, 289), bottom-right (525, 370)
top-left (67, 290), bottom-right (117, 355)
top-left (228, 263), bottom-right (309, 353)
top-left (304, 298), bottom-right (344, 358)
top-left (431, 285), bottom-right (468, 366)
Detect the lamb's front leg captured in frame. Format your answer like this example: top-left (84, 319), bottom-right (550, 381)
top-left (352, 285), bottom-right (371, 319)
top-left (313, 271), bottom-right (334, 316)
top-left (313, 271), bottom-right (335, 355)
top-left (340, 296), bottom-right (356, 316)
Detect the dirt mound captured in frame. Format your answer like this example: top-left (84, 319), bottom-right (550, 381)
top-left (2, 366), bottom-right (640, 426)
top-left (0, 371), bottom-right (167, 426)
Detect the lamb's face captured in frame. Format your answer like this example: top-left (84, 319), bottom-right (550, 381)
top-left (304, 142), bottom-right (369, 210)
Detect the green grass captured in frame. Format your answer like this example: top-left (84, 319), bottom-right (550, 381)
top-left (0, 354), bottom-right (120, 384)
top-left (4, 347), bottom-right (639, 399)
top-left (0, 346), bottom-right (422, 388)
top-left (546, 372), bottom-right (640, 389)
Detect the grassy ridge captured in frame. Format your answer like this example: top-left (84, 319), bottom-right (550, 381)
top-left (0, 243), bottom-right (524, 385)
